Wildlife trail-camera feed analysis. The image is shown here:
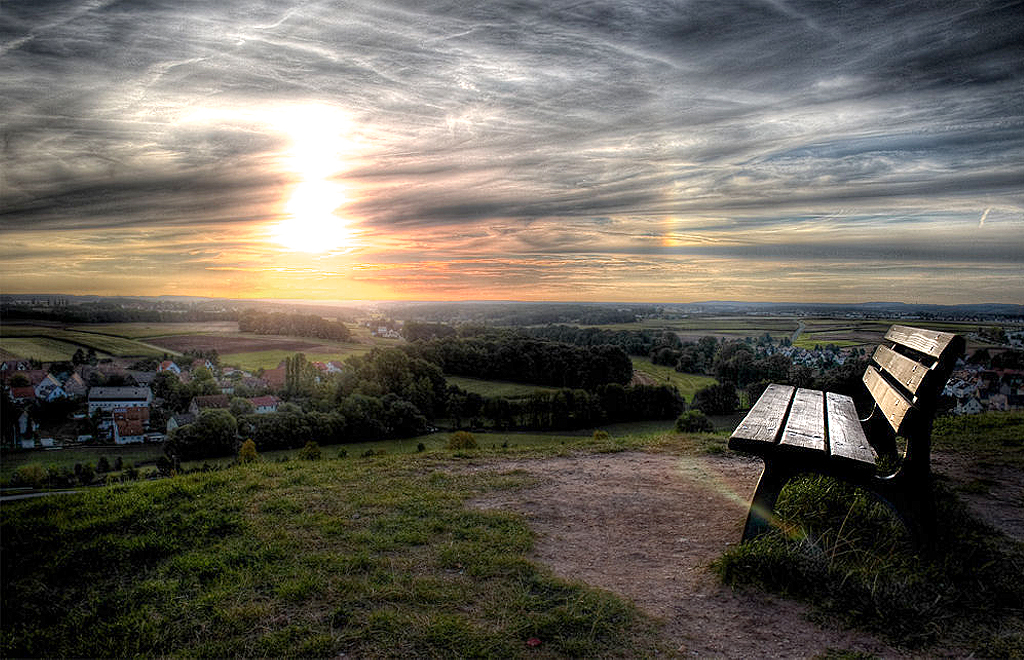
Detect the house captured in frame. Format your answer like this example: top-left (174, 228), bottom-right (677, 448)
top-left (217, 379), bottom-right (235, 396)
top-left (10, 386), bottom-right (37, 404)
top-left (113, 407), bottom-right (149, 444)
top-left (191, 358), bottom-right (215, 372)
top-left (20, 439), bottom-right (35, 449)
top-left (35, 374), bottom-right (66, 402)
top-left (955, 396), bottom-right (984, 415)
top-left (188, 394), bottom-right (230, 416)
top-left (158, 360), bottom-right (181, 374)
top-left (128, 370), bottom-right (157, 387)
top-left (260, 367), bottom-right (287, 390)
top-left (1, 359), bottom-right (30, 372)
top-left (249, 395), bottom-right (280, 414)
top-left (87, 386), bottom-right (152, 414)
top-left (166, 412), bottom-right (196, 434)
top-left (63, 372), bottom-right (88, 398)
top-left (39, 437), bottom-right (55, 448)
top-left (326, 361), bottom-right (345, 374)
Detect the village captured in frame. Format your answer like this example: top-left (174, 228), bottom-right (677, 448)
top-left (0, 354), bottom-right (351, 449)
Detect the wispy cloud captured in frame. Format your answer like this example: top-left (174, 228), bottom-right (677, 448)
top-left (1, 0), bottom-right (1022, 302)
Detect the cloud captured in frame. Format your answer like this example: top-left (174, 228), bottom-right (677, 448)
top-left (1, 0), bottom-right (1022, 302)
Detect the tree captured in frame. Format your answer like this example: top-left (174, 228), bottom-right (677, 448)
top-left (164, 408), bottom-right (238, 460)
top-left (675, 410), bottom-right (714, 432)
top-left (692, 383), bottom-right (739, 416)
top-left (72, 348), bottom-right (86, 366)
top-left (230, 397), bottom-right (255, 417)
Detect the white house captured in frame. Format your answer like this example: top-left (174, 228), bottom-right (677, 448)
top-left (249, 395), bottom-right (280, 414)
top-left (87, 386), bottom-right (152, 414)
top-left (158, 360), bottom-right (181, 374)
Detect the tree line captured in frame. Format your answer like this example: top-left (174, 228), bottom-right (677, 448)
top-left (238, 310), bottom-right (353, 342)
top-left (403, 335), bottom-right (633, 389)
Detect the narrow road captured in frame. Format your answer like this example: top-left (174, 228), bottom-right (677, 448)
top-left (791, 320), bottom-right (806, 344)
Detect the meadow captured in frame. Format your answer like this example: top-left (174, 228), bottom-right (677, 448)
top-left (3, 414), bottom-right (1021, 657)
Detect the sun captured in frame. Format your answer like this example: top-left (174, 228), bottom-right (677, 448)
top-left (272, 180), bottom-right (351, 253)
top-left (270, 105), bottom-right (355, 253)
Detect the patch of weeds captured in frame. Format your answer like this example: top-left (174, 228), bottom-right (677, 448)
top-left (714, 475), bottom-right (1024, 655)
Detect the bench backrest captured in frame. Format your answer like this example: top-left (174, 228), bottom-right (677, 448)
top-left (863, 325), bottom-right (965, 470)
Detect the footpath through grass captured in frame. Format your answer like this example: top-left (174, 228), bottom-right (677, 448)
top-left (1, 444), bottom-right (667, 658)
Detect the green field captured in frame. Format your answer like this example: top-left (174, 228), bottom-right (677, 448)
top-left (0, 337), bottom-right (84, 362)
top-left (0, 325), bottom-right (169, 359)
top-left (445, 376), bottom-right (559, 399)
top-left (1, 444), bottom-right (168, 481)
top-left (630, 357), bottom-right (717, 402)
top-left (224, 347), bottom-right (371, 372)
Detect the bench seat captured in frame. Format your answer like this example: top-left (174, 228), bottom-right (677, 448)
top-left (730, 384), bottom-right (877, 476)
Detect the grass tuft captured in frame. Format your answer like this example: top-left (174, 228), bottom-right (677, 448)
top-left (713, 474), bottom-right (1024, 654)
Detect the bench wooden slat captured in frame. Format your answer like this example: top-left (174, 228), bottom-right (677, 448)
top-left (729, 383), bottom-right (794, 452)
top-left (863, 365), bottom-right (915, 433)
top-left (885, 325), bottom-right (958, 359)
top-left (872, 344), bottom-right (934, 397)
top-left (826, 392), bottom-right (876, 468)
top-left (779, 388), bottom-right (825, 453)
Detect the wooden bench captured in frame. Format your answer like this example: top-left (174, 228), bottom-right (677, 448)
top-left (729, 325), bottom-right (965, 544)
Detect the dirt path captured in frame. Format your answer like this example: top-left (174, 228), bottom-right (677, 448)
top-left (470, 451), bottom-right (912, 658)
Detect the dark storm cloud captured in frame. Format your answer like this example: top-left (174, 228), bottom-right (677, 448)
top-left (1, 0), bottom-right (1022, 299)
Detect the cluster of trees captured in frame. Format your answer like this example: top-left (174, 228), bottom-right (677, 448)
top-left (446, 383), bottom-right (684, 432)
top-left (524, 325), bottom-right (672, 357)
top-left (405, 336), bottom-right (633, 389)
top-left (238, 310), bottom-right (352, 342)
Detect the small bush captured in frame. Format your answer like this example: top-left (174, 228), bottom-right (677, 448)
top-left (592, 430), bottom-right (611, 441)
top-left (417, 442), bottom-right (426, 452)
top-left (447, 431), bottom-right (477, 450)
top-left (239, 439), bottom-right (259, 464)
top-left (298, 441), bottom-right (321, 460)
top-left (337, 449), bottom-right (348, 458)
top-left (675, 410), bottom-right (714, 433)
top-left (14, 463), bottom-right (47, 489)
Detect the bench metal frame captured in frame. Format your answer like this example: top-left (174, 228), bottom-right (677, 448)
top-left (729, 325), bottom-right (965, 544)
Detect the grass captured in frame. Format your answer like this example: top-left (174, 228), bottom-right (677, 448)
top-left (0, 337), bottom-right (86, 362)
top-left (932, 411), bottom-right (1024, 467)
top-left (446, 376), bottom-right (560, 399)
top-left (630, 357), bottom-right (718, 402)
top-left (1, 445), bottom-right (168, 482)
top-left (1, 451), bottom-right (666, 658)
top-left (0, 325), bottom-right (167, 358)
top-left (223, 347), bottom-right (370, 372)
top-left (714, 449), bottom-right (1024, 655)
top-left (791, 337), bottom-right (863, 350)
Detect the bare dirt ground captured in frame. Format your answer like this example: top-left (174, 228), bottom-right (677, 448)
top-left (467, 450), bottom-right (1017, 658)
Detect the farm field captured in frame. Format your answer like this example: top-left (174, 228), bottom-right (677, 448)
top-left (630, 357), bottom-right (717, 402)
top-left (68, 321), bottom-right (241, 338)
top-left (445, 376), bottom-right (559, 399)
top-left (0, 325), bottom-right (169, 359)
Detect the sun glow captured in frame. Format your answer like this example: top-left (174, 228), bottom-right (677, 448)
top-left (271, 105), bottom-right (354, 253)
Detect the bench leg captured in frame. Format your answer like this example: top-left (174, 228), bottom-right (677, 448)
top-left (741, 460), bottom-right (793, 542)
top-left (869, 476), bottom-right (937, 547)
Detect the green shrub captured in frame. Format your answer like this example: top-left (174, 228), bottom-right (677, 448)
top-left (238, 439), bottom-right (259, 464)
top-left (675, 410), bottom-right (714, 432)
top-left (417, 442), bottom-right (426, 452)
top-left (592, 430), bottom-right (611, 441)
top-left (14, 463), bottom-right (47, 489)
top-left (447, 431), bottom-right (477, 450)
top-left (298, 441), bottom-right (321, 460)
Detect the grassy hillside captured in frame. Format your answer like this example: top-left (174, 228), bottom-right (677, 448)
top-left (630, 357), bottom-right (717, 402)
top-left (2, 439), bottom-right (670, 658)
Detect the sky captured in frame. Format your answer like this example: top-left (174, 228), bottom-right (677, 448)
top-left (1, 0), bottom-right (1022, 304)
